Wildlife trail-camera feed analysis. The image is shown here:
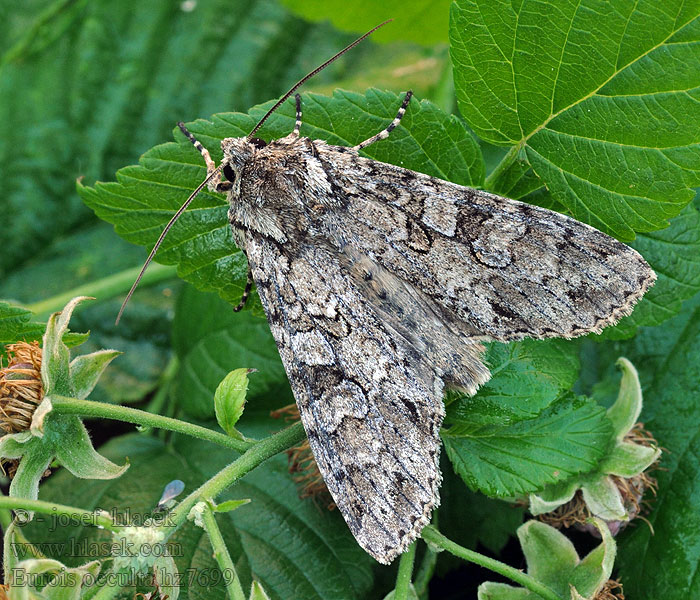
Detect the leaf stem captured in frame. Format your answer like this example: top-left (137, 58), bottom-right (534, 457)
top-left (166, 421), bottom-right (306, 530)
top-left (25, 263), bottom-right (178, 319)
top-left (0, 496), bottom-right (117, 532)
top-left (50, 394), bottom-right (254, 453)
top-left (413, 536), bottom-right (437, 598)
top-left (200, 503), bottom-right (246, 600)
top-left (483, 144), bottom-right (521, 192)
top-left (142, 356), bottom-right (179, 429)
top-left (421, 526), bottom-right (562, 600)
top-left (394, 541), bottom-right (417, 600)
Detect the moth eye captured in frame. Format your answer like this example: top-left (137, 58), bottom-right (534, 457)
top-left (250, 137), bottom-right (267, 149)
top-left (222, 164), bottom-right (236, 182)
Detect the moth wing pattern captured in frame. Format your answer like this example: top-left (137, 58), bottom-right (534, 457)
top-left (245, 234), bottom-right (448, 564)
top-left (314, 141), bottom-right (656, 343)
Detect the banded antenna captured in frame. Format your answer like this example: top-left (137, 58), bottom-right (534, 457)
top-left (117, 20), bottom-right (391, 324)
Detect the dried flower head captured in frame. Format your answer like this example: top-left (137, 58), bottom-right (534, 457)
top-left (537, 423), bottom-right (659, 536)
top-left (0, 342), bottom-right (43, 434)
top-left (271, 403), bottom-right (335, 510)
top-left (595, 578), bottom-right (625, 600)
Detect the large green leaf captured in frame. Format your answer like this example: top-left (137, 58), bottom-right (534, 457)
top-left (443, 395), bottom-right (613, 497)
top-left (604, 197), bottom-right (700, 338)
top-left (79, 89), bottom-right (484, 307)
top-left (451, 0), bottom-right (700, 241)
top-left (280, 0), bottom-right (451, 45)
top-left (445, 338), bottom-right (580, 427)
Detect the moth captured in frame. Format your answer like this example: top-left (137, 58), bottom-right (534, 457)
top-left (120, 23), bottom-right (655, 564)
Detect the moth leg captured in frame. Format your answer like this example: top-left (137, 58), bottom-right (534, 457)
top-left (291, 93), bottom-right (303, 137)
top-left (177, 122), bottom-right (232, 193)
top-left (353, 90), bottom-right (413, 151)
top-left (232, 268), bottom-right (254, 312)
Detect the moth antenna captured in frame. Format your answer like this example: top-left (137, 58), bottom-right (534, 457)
top-left (247, 19), bottom-right (392, 140)
top-left (116, 167), bottom-right (222, 325)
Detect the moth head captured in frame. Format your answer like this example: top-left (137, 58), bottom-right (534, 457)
top-left (220, 136), bottom-right (268, 181)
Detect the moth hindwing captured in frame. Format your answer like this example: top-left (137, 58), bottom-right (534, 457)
top-left (173, 90), bottom-right (655, 564)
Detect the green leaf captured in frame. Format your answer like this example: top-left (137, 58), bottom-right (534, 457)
top-left (603, 198), bottom-right (700, 338)
top-left (249, 581), bottom-right (272, 600)
top-left (451, 0), bottom-right (700, 240)
top-left (51, 416), bottom-right (128, 480)
top-left (445, 339), bottom-right (580, 428)
top-left (42, 297), bottom-right (91, 398)
top-left (598, 442), bottom-right (659, 478)
top-left (41, 559), bottom-right (102, 600)
top-left (69, 349), bottom-right (121, 400)
top-left (518, 521), bottom-right (578, 595)
top-left (605, 358), bottom-right (642, 438)
top-left (580, 477), bottom-right (626, 522)
top-left (570, 520), bottom-right (616, 598)
top-left (443, 395), bottom-right (613, 497)
top-left (0, 302), bottom-right (87, 348)
top-left (214, 499), bottom-right (251, 514)
top-left (279, 0), bottom-right (451, 45)
top-left (214, 368), bottom-right (252, 437)
top-left (79, 89), bottom-right (484, 313)
top-left (0, 302), bottom-right (47, 345)
top-left (172, 285), bottom-right (291, 419)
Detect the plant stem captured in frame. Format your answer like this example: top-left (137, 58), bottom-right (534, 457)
top-left (26, 263), bottom-right (178, 319)
top-left (50, 394), bottom-right (254, 453)
top-left (421, 526), bottom-right (562, 600)
top-left (413, 538), bottom-right (437, 598)
top-left (0, 496), bottom-right (117, 532)
top-left (483, 144), bottom-right (521, 192)
top-left (166, 421), bottom-right (306, 531)
top-left (142, 356), bottom-right (179, 430)
top-left (393, 541), bottom-right (417, 600)
top-left (200, 503), bottom-right (246, 600)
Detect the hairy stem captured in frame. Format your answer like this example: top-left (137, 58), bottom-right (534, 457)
top-left (200, 503), bottom-right (246, 600)
top-left (421, 526), bottom-right (562, 600)
top-left (143, 356), bottom-right (179, 429)
top-left (50, 394), bottom-right (254, 453)
top-left (394, 541), bottom-right (417, 600)
top-left (166, 421), bottom-right (306, 530)
top-left (26, 263), bottom-right (178, 319)
top-left (0, 496), bottom-right (117, 532)
top-left (413, 537), bottom-right (437, 598)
